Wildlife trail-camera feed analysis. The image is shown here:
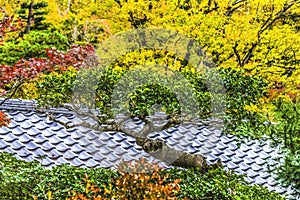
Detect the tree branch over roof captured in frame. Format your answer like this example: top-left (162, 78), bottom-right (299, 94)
top-left (48, 106), bottom-right (222, 170)
top-left (237, 0), bottom-right (298, 68)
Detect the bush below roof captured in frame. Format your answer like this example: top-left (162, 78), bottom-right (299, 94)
top-left (0, 152), bottom-right (284, 200)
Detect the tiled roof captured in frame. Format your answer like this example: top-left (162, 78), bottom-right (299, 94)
top-left (0, 98), bottom-right (296, 197)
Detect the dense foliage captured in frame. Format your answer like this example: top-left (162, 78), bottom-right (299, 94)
top-left (34, 62), bottom-right (268, 140)
top-left (0, 0), bottom-right (299, 198)
top-left (0, 30), bottom-right (69, 65)
top-left (0, 152), bottom-right (284, 200)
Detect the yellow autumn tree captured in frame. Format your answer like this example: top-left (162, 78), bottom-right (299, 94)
top-left (39, 0), bottom-right (299, 95)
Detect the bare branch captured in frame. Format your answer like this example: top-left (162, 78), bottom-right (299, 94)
top-left (225, 0), bottom-right (246, 17)
top-left (47, 105), bottom-right (222, 169)
top-left (239, 0), bottom-right (297, 67)
top-left (0, 80), bottom-right (24, 106)
top-left (233, 42), bottom-right (242, 67)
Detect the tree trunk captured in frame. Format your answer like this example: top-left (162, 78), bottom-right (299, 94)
top-left (25, 1), bottom-right (34, 34)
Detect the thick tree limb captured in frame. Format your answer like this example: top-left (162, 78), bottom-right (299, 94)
top-left (48, 107), bottom-right (222, 170)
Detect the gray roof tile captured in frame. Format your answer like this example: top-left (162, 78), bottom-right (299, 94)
top-left (35, 121), bottom-right (49, 130)
top-left (197, 134), bottom-right (208, 143)
top-left (41, 142), bottom-right (55, 151)
top-left (56, 157), bottom-right (69, 165)
top-left (26, 141), bottom-right (39, 151)
top-left (106, 152), bottom-right (120, 162)
top-left (0, 126), bottom-right (10, 134)
top-left (3, 132), bottom-right (17, 142)
top-left (244, 176), bottom-right (255, 184)
top-left (54, 129), bottom-right (70, 138)
top-left (86, 158), bottom-right (99, 168)
top-left (86, 145), bottom-right (98, 154)
top-left (247, 169), bottom-right (259, 178)
top-left (239, 162), bottom-right (251, 171)
top-left (225, 161), bottom-right (238, 170)
top-left (186, 145), bottom-right (199, 154)
top-left (14, 113), bottom-right (27, 122)
top-left (33, 148), bottom-right (47, 158)
top-left (224, 149), bottom-right (235, 157)
top-left (49, 135), bottom-right (63, 145)
top-left (216, 142), bottom-right (227, 150)
top-left (259, 151), bottom-right (272, 160)
top-left (98, 132), bottom-right (113, 141)
top-left (70, 157), bottom-right (85, 167)
top-left (48, 149), bottom-right (61, 159)
top-left (41, 158), bottom-right (54, 167)
top-left (211, 148), bottom-right (223, 156)
top-left (100, 159), bottom-right (113, 168)
top-left (235, 149), bottom-right (247, 158)
top-left (27, 127), bottom-right (40, 137)
top-left (252, 163), bottom-right (263, 171)
top-left (219, 154), bottom-right (231, 163)
top-left (86, 131), bottom-right (99, 140)
top-left (64, 137), bottom-right (78, 146)
top-left (191, 139), bottom-right (202, 148)
top-left (255, 158), bottom-right (267, 165)
top-left (78, 151), bottom-right (92, 160)
top-left (56, 142), bottom-right (71, 152)
top-left (105, 139), bottom-right (121, 148)
top-left (113, 146), bottom-right (128, 156)
top-left (183, 131), bottom-right (196, 141)
top-left (206, 153), bottom-right (219, 162)
top-left (120, 140), bottom-right (134, 150)
top-left (248, 150), bottom-right (259, 159)
top-left (93, 152), bottom-right (105, 162)
top-left (70, 144), bottom-right (85, 154)
top-left (20, 120), bottom-right (34, 129)
top-left (98, 145), bottom-right (113, 155)
top-left (231, 155), bottom-right (243, 164)
top-left (34, 134), bottom-right (47, 144)
top-left (63, 150), bottom-right (77, 160)
top-left (172, 131), bottom-right (185, 140)
top-left (243, 156), bottom-right (255, 165)
top-left (77, 137), bottom-right (91, 147)
top-left (240, 143), bottom-right (251, 152)
top-left (18, 148), bottom-right (32, 157)
top-left (19, 133), bottom-right (33, 143)
top-left (260, 171), bottom-right (271, 179)
top-left (0, 140), bottom-right (9, 149)
top-left (11, 140), bottom-right (24, 150)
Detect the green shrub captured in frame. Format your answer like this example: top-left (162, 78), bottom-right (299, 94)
top-left (275, 150), bottom-right (300, 199)
top-left (164, 167), bottom-right (285, 200)
top-left (35, 66), bottom-right (267, 130)
top-left (0, 152), bottom-right (285, 199)
top-left (36, 68), bottom-right (78, 108)
top-left (0, 152), bottom-right (117, 200)
top-left (68, 158), bottom-right (182, 200)
top-left (0, 30), bottom-right (69, 65)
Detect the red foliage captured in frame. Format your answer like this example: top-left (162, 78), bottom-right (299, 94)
top-left (0, 44), bottom-right (98, 93)
top-left (0, 10), bottom-right (23, 44)
top-left (268, 82), bottom-right (299, 102)
top-left (0, 11), bottom-right (23, 127)
top-left (0, 111), bottom-right (10, 127)
top-left (0, 11), bottom-right (98, 127)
